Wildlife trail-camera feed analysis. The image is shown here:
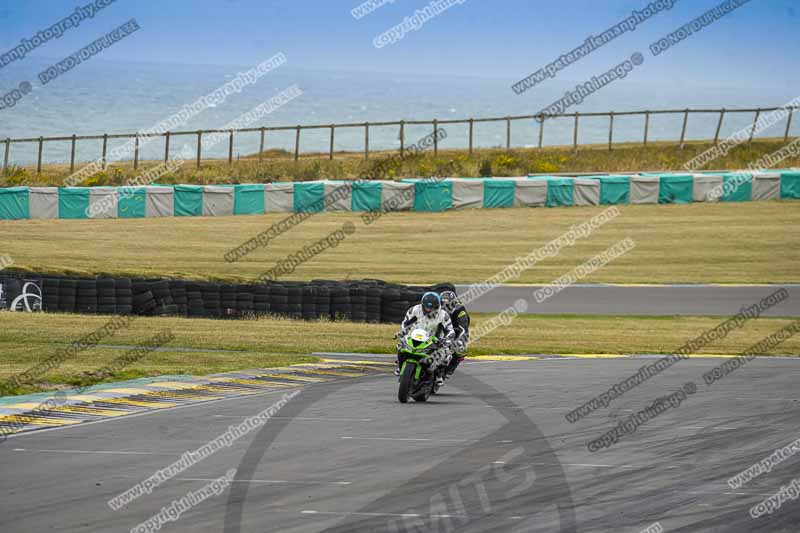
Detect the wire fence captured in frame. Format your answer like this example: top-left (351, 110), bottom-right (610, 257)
top-left (2, 105), bottom-right (798, 174)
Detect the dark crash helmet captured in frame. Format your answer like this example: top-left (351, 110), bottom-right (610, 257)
top-left (439, 290), bottom-right (458, 312)
top-left (420, 291), bottom-right (441, 317)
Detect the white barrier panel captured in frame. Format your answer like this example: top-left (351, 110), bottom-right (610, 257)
top-left (450, 178), bottom-right (484, 209)
top-left (380, 181), bottom-right (414, 211)
top-left (752, 172), bottom-right (781, 201)
top-left (513, 179), bottom-right (547, 207)
top-left (88, 187), bottom-right (118, 219)
top-left (202, 186), bottom-right (234, 217)
top-left (145, 186), bottom-right (174, 217)
top-left (573, 178), bottom-right (600, 206)
top-left (28, 187), bottom-right (59, 219)
top-left (323, 181), bottom-right (353, 211)
top-left (265, 182), bottom-right (294, 213)
top-left (630, 176), bottom-right (659, 204)
top-left (691, 174), bottom-right (724, 202)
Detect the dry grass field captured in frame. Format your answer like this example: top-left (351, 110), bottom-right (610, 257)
top-left (1, 200), bottom-right (798, 284)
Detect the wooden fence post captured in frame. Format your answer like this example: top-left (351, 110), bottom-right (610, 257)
top-left (134, 134), bottom-right (140, 170)
top-left (679, 109), bottom-right (689, 149)
top-left (749, 109), bottom-right (761, 147)
top-left (608, 112), bottom-right (614, 151)
top-left (365, 122), bottom-right (369, 160)
top-left (643, 111), bottom-right (650, 146)
top-left (329, 126), bottom-right (334, 160)
top-left (433, 119), bottom-right (438, 156)
top-left (2, 138), bottom-right (8, 172)
top-left (785, 108), bottom-right (794, 142)
top-left (538, 116), bottom-right (544, 148)
top-left (36, 137), bottom-right (43, 174)
top-left (70, 135), bottom-right (76, 173)
top-left (399, 121), bottom-right (405, 157)
top-left (714, 109), bottom-right (725, 146)
top-left (573, 113), bottom-right (579, 153)
top-left (468, 118), bottom-right (474, 156)
top-left (506, 117), bottom-right (511, 151)
top-left (196, 131), bottom-right (202, 168)
top-left (259, 127), bottom-right (265, 163)
top-left (101, 134), bottom-right (108, 169)
top-left (294, 126), bottom-right (300, 162)
top-left (228, 131), bottom-right (234, 165)
top-left (164, 132), bottom-right (171, 164)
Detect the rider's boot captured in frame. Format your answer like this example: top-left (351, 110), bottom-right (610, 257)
top-left (435, 366), bottom-right (445, 388)
top-left (445, 355), bottom-right (464, 377)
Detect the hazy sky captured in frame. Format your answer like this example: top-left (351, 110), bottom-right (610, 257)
top-left (0, 0), bottom-right (797, 88)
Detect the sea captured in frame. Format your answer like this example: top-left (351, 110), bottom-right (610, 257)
top-left (0, 58), bottom-right (796, 166)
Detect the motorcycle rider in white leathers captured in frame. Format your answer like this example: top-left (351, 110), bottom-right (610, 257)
top-left (395, 292), bottom-right (455, 387)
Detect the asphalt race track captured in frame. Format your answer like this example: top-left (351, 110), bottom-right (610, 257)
top-left (2, 356), bottom-right (798, 532)
top-left (457, 284), bottom-right (800, 317)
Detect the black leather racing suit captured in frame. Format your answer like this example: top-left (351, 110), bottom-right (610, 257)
top-left (445, 304), bottom-right (470, 375)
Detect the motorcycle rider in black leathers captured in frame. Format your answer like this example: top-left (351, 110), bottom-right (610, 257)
top-left (440, 290), bottom-right (470, 378)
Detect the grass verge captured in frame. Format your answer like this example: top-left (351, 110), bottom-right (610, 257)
top-left (3, 138), bottom-right (799, 187)
top-left (1, 312), bottom-right (797, 396)
top-left (1, 201), bottom-right (798, 284)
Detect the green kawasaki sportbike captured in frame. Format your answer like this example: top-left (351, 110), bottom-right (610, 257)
top-left (396, 328), bottom-right (446, 403)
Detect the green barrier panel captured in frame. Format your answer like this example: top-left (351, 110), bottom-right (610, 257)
top-left (658, 174), bottom-right (693, 204)
top-left (598, 176), bottom-right (630, 205)
top-left (780, 172), bottom-right (800, 199)
top-left (293, 182), bottom-right (325, 213)
top-left (58, 188), bottom-right (90, 219)
top-left (413, 180), bottom-right (453, 212)
top-left (721, 173), bottom-right (752, 202)
top-left (482, 179), bottom-right (515, 208)
top-left (546, 178), bottom-right (573, 207)
top-left (351, 181), bottom-right (382, 211)
top-left (234, 184), bottom-right (265, 215)
top-left (174, 185), bottom-right (203, 216)
top-left (118, 187), bottom-right (146, 218)
top-left (0, 186), bottom-right (29, 220)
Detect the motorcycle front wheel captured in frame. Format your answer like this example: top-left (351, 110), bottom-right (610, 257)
top-left (398, 362), bottom-right (416, 403)
top-left (412, 373), bottom-right (432, 402)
